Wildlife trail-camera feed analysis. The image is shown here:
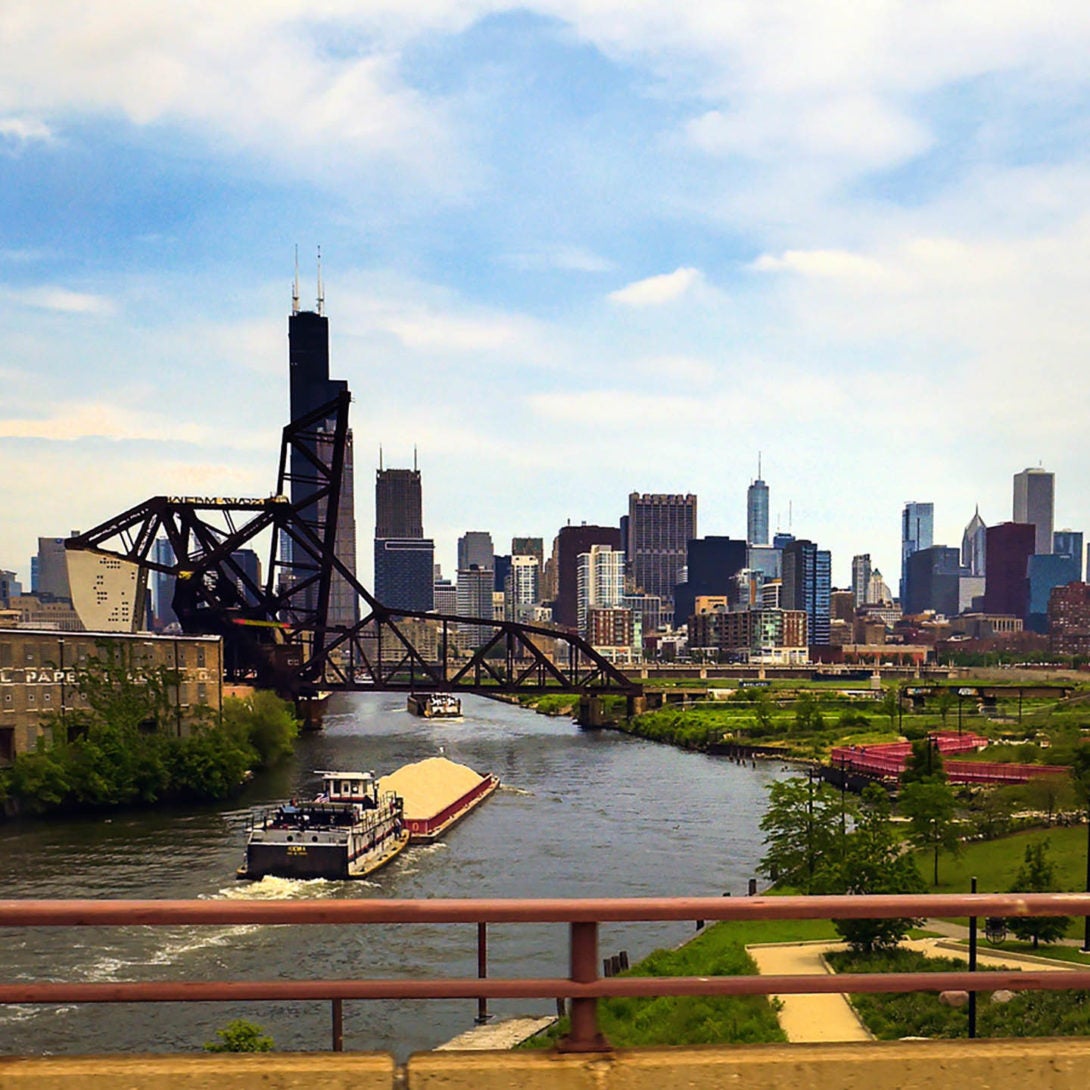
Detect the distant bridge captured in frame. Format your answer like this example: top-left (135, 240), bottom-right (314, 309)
top-left (66, 393), bottom-right (640, 706)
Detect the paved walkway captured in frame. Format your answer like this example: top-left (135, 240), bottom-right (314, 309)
top-left (747, 941), bottom-right (871, 1042)
top-left (748, 932), bottom-right (1077, 1044)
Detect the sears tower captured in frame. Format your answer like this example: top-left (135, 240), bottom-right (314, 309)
top-left (287, 257), bottom-right (359, 627)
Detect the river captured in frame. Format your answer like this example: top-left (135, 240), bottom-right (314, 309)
top-left (0, 693), bottom-right (788, 1058)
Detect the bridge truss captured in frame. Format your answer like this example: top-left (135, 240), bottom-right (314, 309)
top-left (66, 395), bottom-right (640, 701)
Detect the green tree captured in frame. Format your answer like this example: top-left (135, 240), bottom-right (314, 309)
top-left (877, 688), bottom-right (899, 732)
top-left (752, 690), bottom-right (774, 734)
top-left (204, 1018), bottom-right (274, 1052)
top-left (814, 784), bottom-right (926, 952)
top-left (1006, 839), bottom-right (1072, 948)
top-left (759, 775), bottom-right (854, 892)
top-left (222, 691), bottom-right (298, 767)
top-left (1018, 772), bottom-right (1078, 827)
top-left (900, 736), bottom-right (945, 786)
top-left (793, 692), bottom-right (824, 734)
top-left (933, 688), bottom-right (956, 729)
top-left (899, 778), bottom-right (961, 885)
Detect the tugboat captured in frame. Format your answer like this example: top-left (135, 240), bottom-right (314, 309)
top-left (406, 692), bottom-right (462, 719)
top-left (237, 770), bottom-right (408, 881)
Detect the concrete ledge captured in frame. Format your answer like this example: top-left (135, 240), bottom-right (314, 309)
top-left (407, 1039), bottom-right (1090, 1090)
top-left (0, 1053), bottom-right (395, 1090)
top-left (5, 1040), bottom-right (1090, 1090)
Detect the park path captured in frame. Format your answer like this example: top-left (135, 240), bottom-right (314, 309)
top-left (749, 933), bottom-right (1077, 1044)
top-left (746, 941), bottom-right (871, 1042)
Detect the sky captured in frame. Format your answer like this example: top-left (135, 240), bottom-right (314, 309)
top-left (4, 1), bottom-right (1090, 591)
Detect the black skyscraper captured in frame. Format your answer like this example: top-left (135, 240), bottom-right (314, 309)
top-left (286, 264), bottom-right (358, 626)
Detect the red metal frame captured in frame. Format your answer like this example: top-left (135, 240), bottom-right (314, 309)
top-left (1, 894), bottom-right (1088, 1052)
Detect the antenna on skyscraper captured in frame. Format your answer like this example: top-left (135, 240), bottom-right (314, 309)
top-left (378, 445), bottom-right (383, 472)
top-left (316, 245), bottom-right (324, 315)
top-left (292, 245), bottom-right (300, 315)
top-left (788, 501), bottom-right (792, 531)
top-left (414, 444), bottom-right (418, 472)
top-left (758, 450), bottom-right (762, 481)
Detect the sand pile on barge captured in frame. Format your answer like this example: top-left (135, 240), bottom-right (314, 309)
top-left (378, 757), bottom-right (498, 841)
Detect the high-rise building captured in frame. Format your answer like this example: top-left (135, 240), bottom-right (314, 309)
top-left (1053, 530), bottom-right (1083, 578)
top-left (287, 271), bottom-right (358, 628)
top-left (961, 507), bottom-right (987, 577)
top-left (627, 493), bottom-right (697, 614)
top-left (457, 532), bottom-right (494, 573)
top-left (456, 565), bottom-right (494, 648)
top-left (983, 522), bottom-right (1035, 618)
top-left (746, 463), bottom-right (769, 547)
top-left (1013, 467), bottom-right (1055, 556)
top-left (851, 554), bottom-right (871, 607)
top-left (1048, 582), bottom-right (1090, 656)
top-left (1027, 553), bottom-right (1080, 633)
top-left (375, 466), bottom-right (423, 539)
top-left (152, 537), bottom-right (177, 630)
top-left (576, 545), bottom-right (626, 637)
top-left (553, 524), bottom-right (622, 630)
top-left (866, 569), bottom-right (893, 606)
top-left (375, 539), bottom-right (435, 612)
top-left (903, 545), bottom-right (962, 617)
top-left (505, 554), bottom-right (540, 622)
top-left (672, 537), bottom-right (747, 628)
top-left (781, 539), bottom-right (831, 647)
top-left (374, 458), bottom-right (432, 611)
top-left (432, 578), bottom-right (457, 615)
top-left (901, 502), bottom-right (934, 602)
top-left (36, 537), bottom-right (73, 601)
top-left (511, 537), bottom-right (544, 568)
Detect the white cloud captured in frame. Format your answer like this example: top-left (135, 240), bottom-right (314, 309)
top-left (10, 286), bottom-right (115, 315)
top-left (0, 402), bottom-right (214, 444)
top-left (502, 245), bottom-right (615, 272)
top-left (752, 249), bottom-right (886, 280)
top-left (608, 267), bottom-right (702, 306)
top-left (0, 115), bottom-right (53, 144)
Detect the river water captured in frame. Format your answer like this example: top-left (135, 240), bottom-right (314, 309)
top-left (0, 693), bottom-right (787, 1057)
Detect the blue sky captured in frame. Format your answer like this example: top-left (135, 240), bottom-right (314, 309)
top-left (4, 2), bottom-right (1090, 589)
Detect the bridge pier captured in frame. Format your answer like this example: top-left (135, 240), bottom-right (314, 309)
top-left (626, 694), bottom-right (646, 718)
top-left (577, 695), bottom-right (605, 729)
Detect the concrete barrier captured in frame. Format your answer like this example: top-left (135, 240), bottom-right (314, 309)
top-left (0, 1053), bottom-right (395, 1090)
top-left (4, 1040), bottom-right (1090, 1090)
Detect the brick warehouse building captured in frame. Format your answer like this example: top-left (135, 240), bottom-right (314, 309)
top-left (0, 630), bottom-right (223, 763)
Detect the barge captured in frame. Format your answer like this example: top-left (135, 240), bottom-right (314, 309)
top-left (378, 756), bottom-right (498, 842)
top-left (237, 770), bottom-right (409, 881)
top-left (407, 692), bottom-right (462, 718)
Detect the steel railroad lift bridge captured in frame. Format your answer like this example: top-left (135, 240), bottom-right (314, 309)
top-left (65, 393), bottom-right (641, 715)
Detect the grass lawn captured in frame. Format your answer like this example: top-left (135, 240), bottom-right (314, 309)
top-left (922, 824), bottom-right (1087, 893)
top-left (520, 915), bottom-right (837, 1049)
top-left (916, 824), bottom-right (1089, 939)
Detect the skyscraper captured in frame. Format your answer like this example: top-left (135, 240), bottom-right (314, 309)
top-left (901, 502), bottom-right (934, 602)
top-left (983, 522), bottom-right (1035, 618)
top-left (1054, 530), bottom-right (1084, 580)
top-left (781, 539), bottom-right (831, 647)
top-left (961, 507), bottom-right (987, 577)
top-left (457, 532), bottom-right (494, 573)
top-left (287, 265), bottom-right (358, 628)
top-left (672, 536), bottom-right (747, 628)
top-left (1013, 467), bottom-right (1055, 556)
top-left (374, 458), bottom-right (432, 612)
top-left (746, 462), bottom-right (769, 547)
top-left (576, 544), bottom-right (626, 636)
top-left (851, 554), bottom-right (871, 607)
top-left (627, 493), bottom-right (697, 614)
top-left (553, 524), bottom-right (622, 629)
top-left (375, 465), bottom-right (423, 539)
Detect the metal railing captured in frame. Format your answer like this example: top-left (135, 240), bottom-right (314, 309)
top-left (2, 893), bottom-right (1089, 1052)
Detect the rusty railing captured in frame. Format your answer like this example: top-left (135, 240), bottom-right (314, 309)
top-left (1, 893), bottom-right (1089, 1052)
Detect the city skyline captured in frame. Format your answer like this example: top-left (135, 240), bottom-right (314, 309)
top-left (4, 5), bottom-right (1090, 588)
